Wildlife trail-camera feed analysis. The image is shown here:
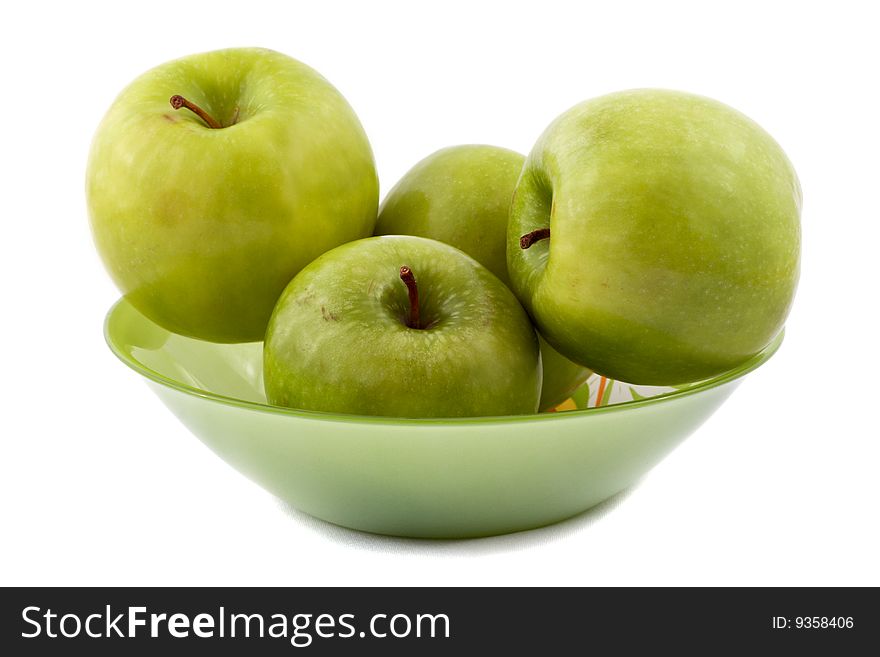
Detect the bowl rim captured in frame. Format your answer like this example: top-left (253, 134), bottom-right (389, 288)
top-left (104, 298), bottom-right (784, 426)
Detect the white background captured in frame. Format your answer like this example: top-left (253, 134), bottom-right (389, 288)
top-left (2, 0), bottom-right (878, 586)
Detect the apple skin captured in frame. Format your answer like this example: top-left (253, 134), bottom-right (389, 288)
top-left (87, 48), bottom-right (379, 342)
top-left (375, 145), bottom-right (590, 409)
top-left (264, 236), bottom-right (542, 418)
top-left (508, 89), bottom-right (801, 385)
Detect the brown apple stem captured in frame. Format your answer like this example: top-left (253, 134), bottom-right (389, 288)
top-left (169, 95), bottom-right (223, 129)
top-left (520, 228), bottom-right (551, 250)
top-left (399, 266), bottom-right (421, 329)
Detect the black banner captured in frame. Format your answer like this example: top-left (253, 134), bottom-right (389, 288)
top-left (1, 587), bottom-right (874, 654)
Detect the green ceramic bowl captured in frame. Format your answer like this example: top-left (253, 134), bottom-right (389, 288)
top-left (105, 299), bottom-right (782, 538)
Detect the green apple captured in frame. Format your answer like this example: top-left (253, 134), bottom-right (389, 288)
top-left (87, 47), bottom-right (379, 342)
top-left (508, 89), bottom-right (801, 384)
top-left (264, 235), bottom-right (541, 417)
top-left (375, 145), bottom-right (590, 409)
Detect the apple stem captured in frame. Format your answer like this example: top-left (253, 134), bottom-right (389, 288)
top-left (399, 266), bottom-right (421, 329)
top-left (520, 228), bottom-right (551, 250)
top-left (169, 95), bottom-right (223, 129)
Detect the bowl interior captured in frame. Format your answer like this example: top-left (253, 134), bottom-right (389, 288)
top-left (104, 299), bottom-right (753, 419)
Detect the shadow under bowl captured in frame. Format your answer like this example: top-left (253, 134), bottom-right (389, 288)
top-left (105, 299), bottom-right (782, 538)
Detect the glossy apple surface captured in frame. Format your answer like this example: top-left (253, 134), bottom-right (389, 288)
top-left (508, 89), bottom-right (801, 384)
top-left (375, 145), bottom-right (589, 409)
top-left (87, 47), bottom-right (379, 342)
top-left (264, 236), bottom-right (541, 417)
